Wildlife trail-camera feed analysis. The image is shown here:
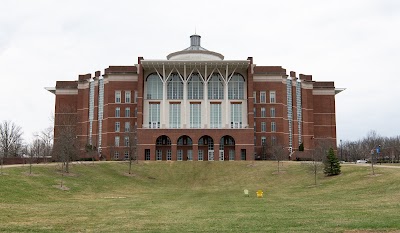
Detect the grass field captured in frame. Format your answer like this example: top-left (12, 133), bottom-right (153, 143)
top-left (1, 161), bottom-right (400, 232)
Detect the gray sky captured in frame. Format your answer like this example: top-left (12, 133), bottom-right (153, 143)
top-left (1, 0), bottom-right (399, 143)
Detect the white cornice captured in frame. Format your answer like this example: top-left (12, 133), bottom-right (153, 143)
top-left (253, 75), bottom-right (283, 82)
top-left (301, 82), bottom-right (313, 89)
top-left (312, 89), bottom-right (335, 95)
top-left (55, 89), bottom-right (78, 95)
top-left (105, 74), bottom-right (138, 82)
top-left (78, 82), bottom-right (89, 89)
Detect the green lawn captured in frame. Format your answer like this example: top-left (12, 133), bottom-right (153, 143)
top-left (1, 161), bottom-right (399, 232)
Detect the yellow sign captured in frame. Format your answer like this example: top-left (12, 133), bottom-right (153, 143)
top-left (256, 190), bottom-right (263, 198)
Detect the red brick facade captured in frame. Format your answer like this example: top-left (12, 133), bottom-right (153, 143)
top-left (51, 38), bottom-right (339, 161)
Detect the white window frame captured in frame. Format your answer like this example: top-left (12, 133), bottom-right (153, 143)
top-left (261, 107), bottom-right (266, 118)
top-left (190, 103), bottom-right (201, 128)
top-left (270, 91), bottom-right (276, 103)
top-left (149, 104), bottom-right (160, 129)
top-left (230, 103), bottom-right (242, 128)
top-left (125, 107), bottom-right (130, 118)
top-left (125, 122), bottom-right (130, 132)
top-left (261, 122), bottom-right (266, 132)
top-left (188, 73), bottom-right (203, 100)
top-left (270, 107), bottom-right (276, 118)
top-left (260, 91), bottom-right (266, 103)
top-left (115, 136), bottom-right (120, 147)
top-left (115, 91), bottom-right (121, 103)
top-left (147, 74), bottom-right (163, 100)
top-left (167, 73), bottom-right (183, 100)
top-left (210, 104), bottom-right (222, 128)
top-left (271, 122), bottom-right (276, 132)
top-left (169, 103), bottom-right (181, 129)
top-left (115, 107), bottom-right (120, 118)
top-left (228, 74), bottom-right (244, 100)
top-left (115, 122), bottom-right (120, 132)
top-left (125, 91), bottom-right (131, 103)
top-left (124, 136), bottom-right (129, 147)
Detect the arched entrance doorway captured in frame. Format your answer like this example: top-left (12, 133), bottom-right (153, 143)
top-left (177, 135), bottom-right (193, 161)
top-left (219, 135), bottom-right (235, 161)
top-left (155, 135), bottom-right (171, 161)
top-left (198, 135), bottom-right (214, 161)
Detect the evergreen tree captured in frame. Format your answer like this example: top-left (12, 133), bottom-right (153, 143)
top-left (323, 148), bottom-right (341, 176)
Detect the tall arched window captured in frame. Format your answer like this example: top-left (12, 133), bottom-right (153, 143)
top-left (167, 73), bottom-right (183, 99)
top-left (188, 73), bottom-right (203, 99)
top-left (228, 73), bottom-right (245, 99)
top-left (146, 73), bottom-right (163, 99)
top-left (208, 73), bottom-right (224, 100)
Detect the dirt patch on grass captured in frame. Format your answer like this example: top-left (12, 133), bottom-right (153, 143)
top-left (272, 171), bottom-right (286, 175)
top-left (122, 172), bottom-right (137, 177)
top-left (53, 185), bottom-right (70, 191)
top-left (344, 230), bottom-right (400, 233)
top-left (247, 163), bottom-right (257, 167)
top-left (365, 173), bottom-right (382, 178)
top-left (56, 172), bottom-right (79, 177)
top-left (22, 172), bottom-right (40, 176)
top-left (0, 172), bottom-right (9, 176)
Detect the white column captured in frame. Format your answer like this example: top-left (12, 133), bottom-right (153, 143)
top-left (162, 64), bottom-right (167, 128)
top-left (183, 66), bottom-right (187, 129)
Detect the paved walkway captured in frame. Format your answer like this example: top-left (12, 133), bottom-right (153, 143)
top-left (342, 163), bottom-right (400, 169)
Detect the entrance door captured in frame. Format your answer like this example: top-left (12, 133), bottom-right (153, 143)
top-left (219, 150), bottom-right (224, 161)
top-left (208, 150), bottom-right (214, 161)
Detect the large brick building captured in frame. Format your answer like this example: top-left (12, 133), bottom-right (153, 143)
top-left (47, 35), bottom-right (342, 161)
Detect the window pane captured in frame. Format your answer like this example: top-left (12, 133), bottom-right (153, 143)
top-left (147, 74), bottom-right (163, 99)
top-left (188, 73), bottom-right (203, 99)
top-left (190, 104), bottom-right (201, 128)
top-left (270, 91), bottom-right (276, 103)
top-left (167, 73), bottom-right (183, 99)
top-left (270, 107), bottom-right (275, 118)
top-left (149, 104), bottom-right (160, 128)
top-left (260, 91), bottom-right (266, 103)
top-left (115, 107), bottom-right (120, 117)
top-left (228, 74), bottom-right (244, 99)
top-left (210, 104), bottom-right (221, 128)
top-left (169, 103), bottom-right (181, 128)
top-left (115, 91), bottom-right (121, 103)
top-left (115, 122), bottom-right (120, 132)
top-left (261, 107), bottom-right (266, 117)
top-left (208, 73), bottom-right (224, 100)
top-left (230, 103), bottom-right (242, 128)
top-left (125, 122), bottom-right (130, 132)
top-left (125, 91), bottom-right (131, 103)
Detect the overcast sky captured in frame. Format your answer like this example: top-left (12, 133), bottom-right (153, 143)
top-left (1, 0), bottom-right (399, 143)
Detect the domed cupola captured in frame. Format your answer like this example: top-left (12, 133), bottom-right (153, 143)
top-left (167, 35), bottom-right (224, 61)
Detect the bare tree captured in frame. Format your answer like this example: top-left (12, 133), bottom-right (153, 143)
top-left (308, 139), bottom-right (334, 186)
top-left (27, 138), bottom-right (42, 175)
top-left (35, 126), bottom-right (53, 163)
top-left (0, 120), bottom-right (23, 157)
top-left (270, 144), bottom-right (288, 174)
top-left (53, 106), bottom-right (79, 174)
top-left (0, 121), bottom-right (23, 174)
top-left (125, 124), bottom-right (138, 174)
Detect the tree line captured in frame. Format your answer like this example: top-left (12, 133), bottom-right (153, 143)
top-left (340, 131), bottom-right (400, 163)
